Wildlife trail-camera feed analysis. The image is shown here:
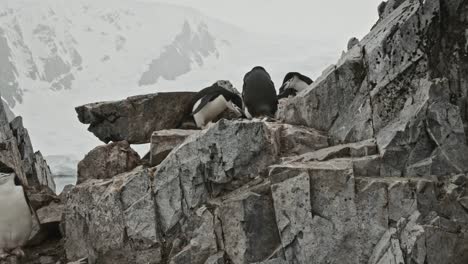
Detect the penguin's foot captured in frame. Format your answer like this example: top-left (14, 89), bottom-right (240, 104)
top-left (11, 247), bottom-right (25, 258)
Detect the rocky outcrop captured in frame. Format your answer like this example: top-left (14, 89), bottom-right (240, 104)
top-left (75, 92), bottom-right (196, 144)
top-left (0, 103), bottom-right (55, 192)
top-left (277, 0), bottom-right (468, 178)
top-left (149, 129), bottom-right (199, 166)
top-left (77, 141), bottom-right (141, 184)
top-left (58, 0), bottom-right (468, 263)
top-left (65, 167), bottom-right (161, 264)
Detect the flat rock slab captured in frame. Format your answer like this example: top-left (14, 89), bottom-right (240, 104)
top-left (75, 92), bottom-right (196, 144)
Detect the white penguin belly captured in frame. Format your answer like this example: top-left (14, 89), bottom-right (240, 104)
top-left (193, 95), bottom-right (228, 128)
top-left (294, 79), bottom-right (310, 92)
top-left (0, 186), bottom-right (32, 250)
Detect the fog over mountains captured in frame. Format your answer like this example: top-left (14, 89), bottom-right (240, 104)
top-left (0, 0), bottom-right (340, 176)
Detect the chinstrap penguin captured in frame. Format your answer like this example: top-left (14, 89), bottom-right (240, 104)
top-left (242, 66), bottom-right (278, 118)
top-left (190, 80), bottom-right (244, 128)
top-left (0, 172), bottom-right (33, 259)
top-left (277, 72), bottom-right (313, 99)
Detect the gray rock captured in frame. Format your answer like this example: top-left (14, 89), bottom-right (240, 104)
top-left (217, 183), bottom-right (281, 264)
top-left (36, 201), bottom-right (63, 225)
top-left (285, 139), bottom-right (377, 163)
top-left (32, 151), bottom-right (55, 192)
top-left (347, 37), bottom-right (359, 50)
top-left (75, 92), bottom-right (196, 144)
top-left (169, 209), bottom-right (218, 264)
top-left (64, 167), bottom-right (159, 263)
top-left (150, 129), bottom-right (199, 166)
top-left (204, 252), bottom-right (225, 264)
top-left (153, 120), bottom-right (279, 234)
top-left (77, 141), bottom-right (141, 184)
top-left (266, 123), bottom-right (328, 157)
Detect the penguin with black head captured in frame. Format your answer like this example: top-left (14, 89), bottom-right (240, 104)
top-left (188, 80), bottom-right (244, 129)
top-left (277, 72), bottom-right (313, 99)
top-left (242, 66), bottom-right (278, 118)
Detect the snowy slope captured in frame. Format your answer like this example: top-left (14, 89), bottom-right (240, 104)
top-left (0, 0), bottom-right (339, 175)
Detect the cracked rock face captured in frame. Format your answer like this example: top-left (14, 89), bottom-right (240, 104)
top-left (64, 167), bottom-right (160, 264)
top-left (75, 92), bottom-right (196, 144)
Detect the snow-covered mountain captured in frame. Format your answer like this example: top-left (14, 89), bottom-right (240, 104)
top-left (0, 0), bottom-right (339, 176)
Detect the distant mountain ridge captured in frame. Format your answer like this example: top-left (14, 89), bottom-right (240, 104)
top-left (0, 0), bottom-right (240, 110)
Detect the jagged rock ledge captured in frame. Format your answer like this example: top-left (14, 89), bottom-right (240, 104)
top-left (75, 92), bottom-right (196, 144)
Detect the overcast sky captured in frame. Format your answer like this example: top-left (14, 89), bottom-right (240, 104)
top-left (141, 0), bottom-right (381, 44)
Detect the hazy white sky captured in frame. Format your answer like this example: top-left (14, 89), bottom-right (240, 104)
top-left (142, 0), bottom-right (380, 44)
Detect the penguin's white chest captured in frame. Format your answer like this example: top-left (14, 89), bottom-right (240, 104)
top-left (0, 186), bottom-right (32, 250)
top-left (291, 77), bottom-right (310, 92)
top-left (193, 95), bottom-right (229, 128)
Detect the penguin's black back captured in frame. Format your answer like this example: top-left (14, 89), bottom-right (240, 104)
top-left (242, 67), bottom-right (278, 117)
top-left (282, 72), bottom-right (313, 85)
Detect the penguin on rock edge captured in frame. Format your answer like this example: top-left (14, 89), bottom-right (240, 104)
top-left (189, 80), bottom-right (244, 129)
top-left (242, 66), bottom-right (278, 118)
top-left (277, 72), bottom-right (313, 99)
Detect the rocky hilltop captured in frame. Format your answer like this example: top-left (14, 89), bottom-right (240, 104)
top-left (7, 0), bottom-right (468, 263)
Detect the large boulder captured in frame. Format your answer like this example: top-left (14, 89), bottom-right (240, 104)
top-left (75, 92), bottom-right (196, 144)
top-left (77, 141), bottom-right (141, 184)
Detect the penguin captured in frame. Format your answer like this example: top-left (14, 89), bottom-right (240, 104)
top-left (242, 66), bottom-right (278, 118)
top-left (189, 80), bottom-right (244, 128)
top-left (0, 172), bottom-right (33, 259)
top-left (277, 72), bottom-right (313, 99)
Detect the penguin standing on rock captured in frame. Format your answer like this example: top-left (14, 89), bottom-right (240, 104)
top-left (277, 72), bottom-right (313, 99)
top-left (189, 80), bottom-right (244, 128)
top-left (0, 172), bottom-right (33, 259)
top-left (242, 66), bottom-right (278, 118)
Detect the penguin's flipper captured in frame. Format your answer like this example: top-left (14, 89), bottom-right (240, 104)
top-left (192, 93), bottom-right (223, 115)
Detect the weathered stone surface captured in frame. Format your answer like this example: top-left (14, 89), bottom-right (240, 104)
top-left (268, 158), bottom-right (468, 264)
top-left (36, 202), bottom-right (64, 225)
top-left (77, 141), bottom-right (141, 184)
top-left (64, 167), bottom-right (159, 264)
top-left (278, 0), bottom-right (468, 178)
top-left (377, 79), bottom-right (468, 177)
top-left (266, 123), bottom-right (328, 157)
top-left (153, 120), bottom-right (279, 234)
top-left (169, 209), bottom-right (218, 264)
top-left (217, 183), bottom-right (281, 264)
top-left (150, 129), bottom-right (199, 166)
top-left (369, 211), bottom-right (468, 264)
top-left (75, 92), bottom-right (196, 144)
top-left (3, 115), bottom-right (56, 191)
top-left (32, 151), bottom-right (55, 192)
top-left (285, 139), bottom-right (377, 163)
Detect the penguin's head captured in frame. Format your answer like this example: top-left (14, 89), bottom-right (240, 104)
top-left (215, 80), bottom-right (235, 92)
top-left (282, 72), bottom-right (313, 86)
